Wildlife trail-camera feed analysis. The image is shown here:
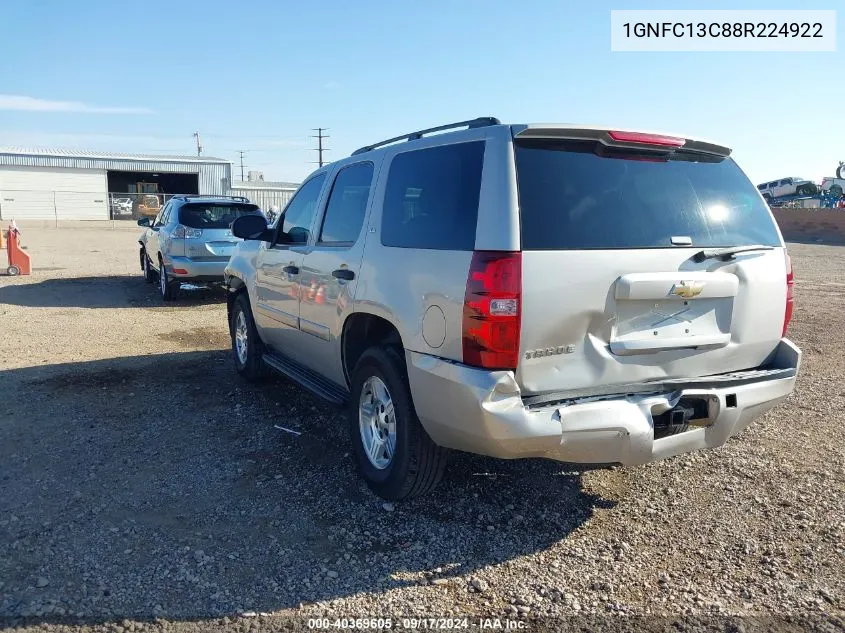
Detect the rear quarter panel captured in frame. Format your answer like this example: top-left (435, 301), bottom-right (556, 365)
top-left (352, 126), bottom-right (515, 361)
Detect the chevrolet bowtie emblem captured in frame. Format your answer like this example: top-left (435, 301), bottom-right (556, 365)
top-left (671, 281), bottom-right (705, 299)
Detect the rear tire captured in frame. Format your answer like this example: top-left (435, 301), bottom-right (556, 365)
top-left (7, 265), bottom-right (20, 276)
top-left (348, 346), bottom-right (448, 500)
top-left (230, 293), bottom-right (266, 381)
top-left (158, 259), bottom-right (179, 301)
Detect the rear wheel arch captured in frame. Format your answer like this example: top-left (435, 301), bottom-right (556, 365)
top-left (342, 313), bottom-right (404, 387)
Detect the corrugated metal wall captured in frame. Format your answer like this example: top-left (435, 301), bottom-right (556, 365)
top-left (0, 155), bottom-right (231, 195)
top-left (231, 186), bottom-right (296, 210)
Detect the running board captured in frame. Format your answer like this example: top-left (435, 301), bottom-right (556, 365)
top-left (262, 352), bottom-right (349, 406)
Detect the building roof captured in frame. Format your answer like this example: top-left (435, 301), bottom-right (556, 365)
top-left (231, 179), bottom-right (300, 189)
top-left (0, 147), bottom-right (230, 164)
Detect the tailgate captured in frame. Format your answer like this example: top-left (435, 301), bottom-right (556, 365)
top-left (519, 248), bottom-right (788, 394)
top-left (512, 129), bottom-right (786, 396)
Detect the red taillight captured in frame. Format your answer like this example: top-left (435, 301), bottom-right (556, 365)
top-left (462, 251), bottom-right (521, 370)
top-left (607, 131), bottom-right (686, 148)
top-left (783, 253), bottom-right (794, 337)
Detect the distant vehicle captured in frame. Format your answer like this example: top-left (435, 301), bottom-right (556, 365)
top-left (820, 177), bottom-right (845, 197)
top-left (756, 177), bottom-right (817, 200)
top-left (225, 117), bottom-right (800, 500)
top-left (137, 195), bottom-right (261, 301)
top-left (110, 197), bottom-right (133, 217)
top-left (132, 194), bottom-right (162, 219)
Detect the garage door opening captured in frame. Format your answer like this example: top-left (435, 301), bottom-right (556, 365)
top-left (107, 171), bottom-right (199, 219)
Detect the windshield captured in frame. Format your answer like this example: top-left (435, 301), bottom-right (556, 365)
top-left (178, 203), bottom-right (261, 229)
top-left (515, 139), bottom-right (781, 250)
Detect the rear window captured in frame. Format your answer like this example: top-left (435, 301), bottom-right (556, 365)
top-left (515, 140), bottom-right (781, 250)
top-left (381, 141), bottom-right (485, 250)
top-left (178, 203), bottom-right (261, 229)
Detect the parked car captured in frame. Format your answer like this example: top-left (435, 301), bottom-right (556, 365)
top-left (820, 177), bottom-right (845, 197)
top-left (137, 195), bottom-right (260, 300)
top-left (110, 197), bottom-right (133, 217)
top-left (225, 118), bottom-right (800, 500)
top-left (756, 177), bottom-right (817, 199)
top-left (132, 194), bottom-right (162, 219)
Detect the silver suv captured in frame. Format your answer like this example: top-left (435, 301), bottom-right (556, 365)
top-left (137, 195), bottom-right (262, 300)
top-left (225, 118), bottom-right (800, 500)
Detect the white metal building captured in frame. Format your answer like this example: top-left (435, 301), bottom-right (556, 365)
top-left (230, 179), bottom-right (300, 212)
top-left (0, 148), bottom-right (232, 221)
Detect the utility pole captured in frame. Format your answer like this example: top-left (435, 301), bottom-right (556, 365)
top-left (238, 151), bottom-right (246, 181)
top-left (311, 128), bottom-right (329, 167)
top-left (193, 131), bottom-right (203, 157)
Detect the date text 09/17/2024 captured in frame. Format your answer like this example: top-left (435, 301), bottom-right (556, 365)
top-left (307, 617), bottom-right (527, 630)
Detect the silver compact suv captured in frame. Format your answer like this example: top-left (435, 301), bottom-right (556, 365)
top-left (137, 195), bottom-right (262, 300)
top-left (225, 117), bottom-right (800, 500)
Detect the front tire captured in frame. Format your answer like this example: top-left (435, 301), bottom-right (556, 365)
top-left (230, 293), bottom-right (266, 381)
top-left (142, 250), bottom-right (155, 283)
top-left (349, 347), bottom-right (447, 500)
top-left (158, 260), bottom-right (178, 301)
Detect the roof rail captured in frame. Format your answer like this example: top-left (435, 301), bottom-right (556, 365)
top-left (173, 194), bottom-right (250, 203)
top-left (352, 117), bottom-right (501, 156)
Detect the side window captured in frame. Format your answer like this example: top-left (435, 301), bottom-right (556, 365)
top-left (318, 162), bottom-right (374, 244)
top-left (153, 202), bottom-right (169, 227)
top-left (161, 203), bottom-right (173, 225)
top-left (381, 141), bottom-right (485, 250)
top-left (280, 174), bottom-right (327, 244)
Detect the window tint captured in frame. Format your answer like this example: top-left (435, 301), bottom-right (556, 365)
top-left (280, 174), bottom-right (326, 244)
top-left (319, 162), bottom-right (374, 244)
top-left (381, 141), bottom-right (485, 250)
top-left (153, 202), bottom-right (169, 227)
top-left (515, 140), bottom-right (781, 250)
top-left (178, 203), bottom-right (261, 229)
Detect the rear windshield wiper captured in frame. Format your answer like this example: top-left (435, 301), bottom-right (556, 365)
top-left (692, 245), bottom-right (775, 262)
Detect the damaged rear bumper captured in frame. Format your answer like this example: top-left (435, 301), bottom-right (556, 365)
top-left (406, 339), bottom-right (800, 465)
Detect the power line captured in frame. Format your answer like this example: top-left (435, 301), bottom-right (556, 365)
top-left (311, 128), bottom-right (330, 167)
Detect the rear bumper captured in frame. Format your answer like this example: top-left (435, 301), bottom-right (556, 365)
top-left (406, 339), bottom-right (800, 464)
top-left (163, 256), bottom-right (227, 281)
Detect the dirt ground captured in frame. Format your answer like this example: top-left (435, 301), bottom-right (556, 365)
top-left (0, 226), bottom-right (843, 632)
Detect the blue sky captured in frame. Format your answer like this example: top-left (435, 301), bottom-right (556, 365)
top-left (0, 0), bottom-right (841, 184)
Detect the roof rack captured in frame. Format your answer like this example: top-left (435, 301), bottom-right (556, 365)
top-left (352, 117), bottom-right (501, 156)
top-left (173, 194), bottom-right (250, 203)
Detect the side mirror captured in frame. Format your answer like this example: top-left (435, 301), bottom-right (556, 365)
top-left (137, 217), bottom-right (150, 227)
top-left (232, 214), bottom-right (272, 241)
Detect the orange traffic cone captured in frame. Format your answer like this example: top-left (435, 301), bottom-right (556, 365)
top-left (315, 285), bottom-right (326, 304)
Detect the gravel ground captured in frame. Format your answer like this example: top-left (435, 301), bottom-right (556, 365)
top-left (0, 227), bottom-right (843, 632)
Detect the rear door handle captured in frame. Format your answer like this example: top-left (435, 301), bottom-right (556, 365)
top-left (283, 265), bottom-right (299, 275)
top-left (332, 269), bottom-right (355, 281)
